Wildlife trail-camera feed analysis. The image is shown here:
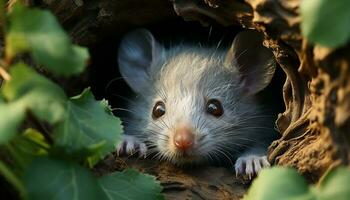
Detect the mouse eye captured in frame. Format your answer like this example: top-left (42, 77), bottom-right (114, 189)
top-left (206, 99), bottom-right (223, 117)
top-left (152, 101), bottom-right (166, 119)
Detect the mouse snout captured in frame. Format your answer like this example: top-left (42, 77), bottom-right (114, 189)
top-left (173, 127), bottom-right (194, 151)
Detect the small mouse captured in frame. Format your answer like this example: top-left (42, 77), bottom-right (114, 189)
top-left (116, 29), bottom-right (278, 179)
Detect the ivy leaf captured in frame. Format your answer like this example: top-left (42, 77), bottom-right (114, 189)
top-left (6, 129), bottom-right (49, 171)
top-left (244, 167), bottom-right (312, 200)
top-left (6, 4), bottom-right (89, 76)
top-left (314, 167), bottom-right (350, 200)
top-left (24, 157), bottom-right (107, 200)
top-left (301, 0), bottom-right (350, 48)
top-left (98, 169), bottom-right (164, 200)
top-left (0, 101), bottom-right (25, 144)
top-left (0, 63), bottom-right (67, 144)
top-left (1, 129), bottom-right (48, 197)
top-left (54, 88), bottom-right (122, 166)
top-left (2, 63), bottom-right (67, 124)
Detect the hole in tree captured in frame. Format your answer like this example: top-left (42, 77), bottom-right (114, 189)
top-left (88, 20), bottom-right (285, 133)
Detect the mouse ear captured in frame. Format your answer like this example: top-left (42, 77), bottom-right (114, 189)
top-left (225, 30), bottom-right (276, 95)
top-left (118, 29), bottom-right (163, 93)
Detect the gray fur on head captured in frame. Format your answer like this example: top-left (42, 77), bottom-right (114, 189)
top-left (118, 29), bottom-right (276, 164)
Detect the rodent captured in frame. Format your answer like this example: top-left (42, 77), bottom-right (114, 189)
top-left (116, 29), bottom-right (278, 179)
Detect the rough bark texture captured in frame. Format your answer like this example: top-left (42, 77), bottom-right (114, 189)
top-left (95, 155), bottom-right (248, 200)
top-left (19, 0), bottom-right (350, 199)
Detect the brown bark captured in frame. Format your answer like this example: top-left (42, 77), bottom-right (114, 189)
top-left (95, 155), bottom-right (247, 200)
top-left (21, 0), bottom-right (350, 199)
top-left (168, 0), bottom-right (348, 182)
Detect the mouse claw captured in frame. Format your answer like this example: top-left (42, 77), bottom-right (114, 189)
top-left (115, 135), bottom-right (148, 158)
top-left (126, 140), bottom-right (135, 155)
top-left (138, 143), bottom-right (148, 158)
top-left (235, 155), bottom-right (270, 180)
top-left (235, 158), bottom-right (243, 178)
top-left (116, 140), bottom-right (124, 156)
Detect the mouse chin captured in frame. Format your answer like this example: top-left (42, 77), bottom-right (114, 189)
top-left (165, 151), bottom-right (205, 166)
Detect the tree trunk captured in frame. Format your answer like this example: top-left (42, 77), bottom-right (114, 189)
top-left (26, 0), bottom-right (350, 199)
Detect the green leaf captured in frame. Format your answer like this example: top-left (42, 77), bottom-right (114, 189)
top-left (22, 128), bottom-right (50, 150)
top-left (0, 160), bottom-right (26, 197)
top-left (2, 63), bottom-right (67, 124)
top-left (0, 63), bottom-right (67, 144)
top-left (315, 167), bottom-right (350, 200)
top-left (54, 88), bottom-right (122, 166)
top-left (0, 101), bottom-right (25, 144)
top-left (6, 129), bottom-right (49, 170)
top-left (24, 157), bottom-right (107, 200)
top-left (301, 0), bottom-right (350, 48)
top-left (244, 167), bottom-right (312, 200)
top-left (98, 169), bottom-right (164, 200)
top-left (6, 4), bottom-right (89, 76)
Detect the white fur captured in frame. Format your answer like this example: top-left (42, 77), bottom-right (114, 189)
top-left (118, 30), bottom-right (277, 177)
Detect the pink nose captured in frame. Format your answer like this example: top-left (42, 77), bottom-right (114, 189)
top-left (174, 127), bottom-right (194, 151)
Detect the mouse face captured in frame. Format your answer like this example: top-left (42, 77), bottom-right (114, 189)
top-left (144, 52), bottom-right (257, 164)
top-left (118, 29), bottom-right (276, 165)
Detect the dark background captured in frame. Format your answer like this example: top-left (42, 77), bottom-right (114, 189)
top-left (88, 20), bottom-right (285, 119)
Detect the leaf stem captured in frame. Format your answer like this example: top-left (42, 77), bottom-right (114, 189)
top-left (22, 134), bottom-right (50, 151)
top-left (27, 112), bottom-right (54, 145)
top-left (0, 160), bottom-right (26, 198)
top-left (0, 66), bottom-right (11, 81)
top-left (4, 144), bottom-right (26, 171)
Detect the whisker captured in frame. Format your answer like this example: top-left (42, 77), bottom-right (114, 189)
top-left (111, 108), bottom-right (135, 114)
top-left (109, 94), bottom-right (134, 104)
top-left (105, 76), bottom-right (128, 94)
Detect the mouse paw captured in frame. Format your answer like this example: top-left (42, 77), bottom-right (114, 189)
top-left (235, 155), bottom-right (270, 180)
top-left (116, 135), bottom-right (147, 158)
